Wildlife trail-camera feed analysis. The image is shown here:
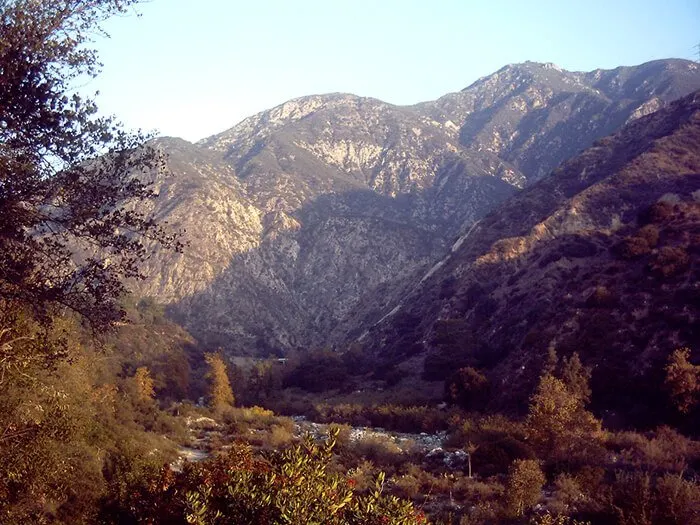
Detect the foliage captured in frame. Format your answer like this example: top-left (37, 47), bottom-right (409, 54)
top-left (106, 428), bottom-right (426, 524)
top-left (185, 432), bottom-right (424, 525)
top-left (649, 245), bottom-right (690, 276)
top-left (445, 367), bottom-right (488, 410)
top-left (0, 0), bottom-right (180, 332)
top-left (133, 366), bottom-right (156, 402)
top-left (525, 373), bottom-right (600, 454)
top-left (559, 353), bottom-right (591, 405)
top-left (0, 6), bottom-right (186, 517)
top-left (504, 459), bottom-right (546, 518)
top-left (284, 350), bottom-right (349, 393)
top-left (205, 353), bottom-right (235, 412)
top-left (664, 348), bottom-right (700, 414)
top-left (528, 513), bottom-right (590, 525)
top-left (313, 402), bottom-right (453, 434)
top-left (0, 311), bottom-right (177, 523)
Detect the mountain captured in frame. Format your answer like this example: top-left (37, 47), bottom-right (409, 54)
top-left (369, 89), bottom-right (700, 426)
top-left (128, 59), bottom-right (700, 355)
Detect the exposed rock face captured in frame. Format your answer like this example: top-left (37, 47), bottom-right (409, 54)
top-left (369, 89), bottom-right (700, 424)
top-left (129, 59), bottom-right (700, 355)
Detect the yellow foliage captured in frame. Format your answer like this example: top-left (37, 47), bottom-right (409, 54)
top-left (525, 374), bottom-right (601, 452)
top-left (134, 366), bottom-right (155, 402)
top-left (664, 347), bottom-right (699, 414)
top-left (205, 353), bottom-right (235, 411)
top-left (504, 459), bottom-right (546, 518)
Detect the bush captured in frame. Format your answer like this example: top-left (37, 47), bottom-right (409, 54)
top-left (504, 459), bottom-right (546, 518)
top-left (639, 201), bottom-right (675, 224)
top-left (284, 351), bottom-right (349, 393)
top-left (653, 473), bottom-right (700, 524)
top-left (183, 429), bottom-right (425, 525)
top-left (353, 434), bottom-right (405, 466)
top-left (616, 235), bottom-right (653, 259)
top-left (445, 367), bottom-right (488, 410)
top-left (610, 471), bottom-right (653, 525)
top-left (649, 246), bottom-right (690, 277)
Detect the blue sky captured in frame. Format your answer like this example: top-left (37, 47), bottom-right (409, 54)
top-left (89, 0), bottom-right (699, 142)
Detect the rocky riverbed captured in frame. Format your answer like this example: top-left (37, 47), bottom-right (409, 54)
top-left (172, 413), bottom-right (472, 472)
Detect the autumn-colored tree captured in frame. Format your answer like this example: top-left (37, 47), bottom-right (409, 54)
top-left (133, 366), bottom-right (155, 403)
top-left (205, 353), bottom-right (234, 411)
top-left (525, 373), bottom-right (600, 453)
top-left (664, 348), bottom-right (699, 414)
top-left (504, 459), bottom-right (546, 518)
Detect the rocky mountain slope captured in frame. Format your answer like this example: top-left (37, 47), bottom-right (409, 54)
top-left (129, 59), bottom-right (700, 355)
top-left (368, 89), bottom-right (700, 426)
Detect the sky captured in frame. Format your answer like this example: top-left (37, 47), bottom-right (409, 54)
top-left (87, 0), bottom-right (700, 142)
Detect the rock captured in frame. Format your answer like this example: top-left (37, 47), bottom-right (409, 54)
top-left (121, 60), bottom-right (700, 357)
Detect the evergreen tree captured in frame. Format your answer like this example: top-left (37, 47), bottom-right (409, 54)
top-left (0, 0), bottom-right (180, 335)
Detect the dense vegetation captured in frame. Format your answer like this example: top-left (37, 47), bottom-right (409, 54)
top-left (225, 348), bottom-right (700, 524)
top-left (1, 1), bottom-right (698, 524)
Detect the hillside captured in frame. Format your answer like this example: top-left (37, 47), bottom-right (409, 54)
top-left (127, 59), bottom-right (700, 355)
top-left (369, 89), bottom-right (700, 427)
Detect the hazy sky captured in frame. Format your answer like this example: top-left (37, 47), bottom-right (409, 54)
top-left (88, 0), bottom-right (699, 142)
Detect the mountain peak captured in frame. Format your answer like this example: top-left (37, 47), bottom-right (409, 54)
top-left (131, 59), bottom-right (700, 357)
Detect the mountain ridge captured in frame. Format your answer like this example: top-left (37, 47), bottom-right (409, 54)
top-left (368, 88), bottom-right (700, 425)
top-left (125, 58), bottom-right (700, 356)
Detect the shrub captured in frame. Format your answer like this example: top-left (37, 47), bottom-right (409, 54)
top-left (616, 235), bottom-right (653, 259)
top-left (284, 351), bottom-right (349, 393)
top-left (392, 473), bottom-right (422, 499)
top-left (653, 473), bottom-right (700, 524)
top-left (504, 459), bottom-right (546, 518)
top-left (637, 224), bottom-right (660, 247)
top-left (353, 434), bottom-right (404, 466)
top-left (649, 246), bottom-right (690, 276)
top-left (445, 367), bottom-right (488, 410)
top-left (267, 424), bottom-right (295, 449)
top-left (109, 429), bottom-right (426, 524)
top-left (529, 513), bottom-right (591, 525)
top-left (610, 471), bottom-right (653, 525)
top-left (639, 201), bottom-right (675, 224)
top-left (664, 348), bottom-right (700, 414)
top-left (550, 473), bottom-right (585, 515)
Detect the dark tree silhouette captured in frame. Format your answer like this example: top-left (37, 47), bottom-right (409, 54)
top-left (0, 0), bottom-right (180, 331)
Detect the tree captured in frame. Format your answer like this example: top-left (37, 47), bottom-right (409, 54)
top-left (560, 352), bottom-right (592, 404)
top-left (0, 0), bottom-right (180, 337)
top-left (0, 4), bottom-right (180, 520)
top-left (205, 353), bottom-right (234, 411)
top-left (525, 373), bottom-right (600, 453)
top-left (445, 366), bottom-right (488, 409)
top-left (665, 348), bottom-right (700, 414)
top-left (132, 366), bottom-right (155, 403)
top-left (504, 459), bottom-right (546, 518)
